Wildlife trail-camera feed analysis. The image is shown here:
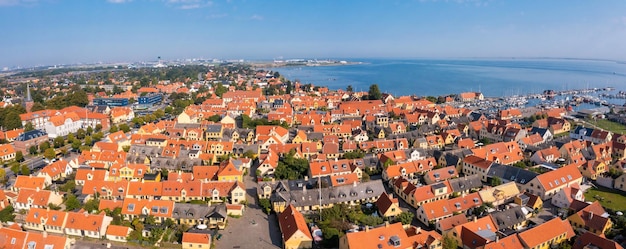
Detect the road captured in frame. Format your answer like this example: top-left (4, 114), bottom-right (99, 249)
top-left (215, 162), bottom-right (282, 249)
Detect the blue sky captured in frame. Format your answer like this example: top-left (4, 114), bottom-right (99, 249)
top-left (1, 0), bottom-right (626, 67)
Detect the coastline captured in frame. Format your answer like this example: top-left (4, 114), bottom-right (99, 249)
top-left (251, 61), bottom-right (365, 69)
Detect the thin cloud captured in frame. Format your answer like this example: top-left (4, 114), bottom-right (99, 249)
top-left (0, 0), bottom-right (37, 7)
top-left (250, 14), bottom-right (263, 21)
top-left (106, 0), bottom-right (131, 3)
top-left (164, 0), bottom-right (213, 10)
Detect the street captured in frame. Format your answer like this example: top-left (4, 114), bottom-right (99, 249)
top-left (215, 162), bottom-right (282, 249)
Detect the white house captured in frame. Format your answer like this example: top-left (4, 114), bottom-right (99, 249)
top-left (44, 112), bottom-right (83, 139)
top-left (551, 184), bottom-right (584, 209)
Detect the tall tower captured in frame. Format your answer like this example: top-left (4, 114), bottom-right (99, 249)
top-left (24, 83), bottom-right (34, 112)
top-left (26, 83), bottom-right (32, 101)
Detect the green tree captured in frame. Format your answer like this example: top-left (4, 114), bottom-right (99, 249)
top-left (84, 136), bottom-right (93, 146)
top-left (243, 150), bottom-right (257, 159)
top-left (53, 136), bottom-right (65, 148)
top-left (20, 165), bottom-right (30, 176)
top-left (119, 123), bottom-right (130, 133)
top-left (64, 194), bottom-right (81, 211)
top-left (84, 198), bottom-right (99, 213)
top-left (396, 211), bottom-right (414, 225)
top-left (9, 162), bottom-right (20, 174)
top-left (367, 84), bottom-right (382, 100)
top-left (109, 125), bottom-right (119, 133)
top-left (76, 128), bottom-right (86, 139)
top-left (95, 124), bottom-right (103, 132)
top-left (15, 151), bottom-right (24, 162)
top-left (214, 84), bottom-right (228, 97)
top-left (122, 145), bottom-right (130, 152)
top-left (443, 235), bottom-right (458, 249)
top-left (30, 102), bottom-right (46, 112)
top-left (71, 139), bottom-right (82, 151)
top-left (164, 106), bottom-right (173, 114)
top-left (346, 85), bottom-right (353, 92)
top-left (490, 176), bottom-right (502, 187)
top-left (207, 114), bottom-right (221, 122)
top-left (67, 133), bottom-right (75, 141)
top-left (259, 198), bottom-right (272, 214)
top-left (44, 148), bottom-right (56, 160)
top-left (3, 111), bottom-right (22, 130)
top-left (0, 206), bottom-right (16, 222)
top-left (29, 145), bottom-right (38, 155)
top-left (86, 126), bottom-right (93, 135)
top-left (153, 109), bottom-right (165, 119)
top-left (23, 122), bottom-right (35, 132)
top-left (132, 117), bottom-right (145, 126)
top-left (39, 141), bottom-right (50, 153)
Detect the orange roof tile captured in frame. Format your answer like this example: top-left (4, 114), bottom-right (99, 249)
top-left (518, 218), bottom-right (575, 248)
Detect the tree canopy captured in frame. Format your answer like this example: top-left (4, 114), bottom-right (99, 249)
top-left (274, 150), bottom-right (309, 180)
top-left (367, 84), bottom-right (382, 100)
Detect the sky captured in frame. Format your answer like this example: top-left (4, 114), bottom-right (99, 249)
top-left (1, 0), bottom-right (626, 67)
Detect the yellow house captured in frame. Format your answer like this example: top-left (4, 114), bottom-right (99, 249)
top-left (518, 218), bottom-right (575, 249)
top-left (205, 124), bottom-right (223, 140)
top-left (375, 192), bottom-right (402, 218)
top-left (279, 205), bottom-right (313, 249)
top-left (374, 127), bottom-right (386, 139)
top-left (567, 202), bottom-right (613, 235)
top-left (292, 130), bottom-right (308, 144)
top-left (579, 160), bottom-right (606, 180)
top-left (182, 232), bottom-right (211, 249)
top-left (217, 161), bottom-right (243, 182)
top-left (514, 192), bottom-right (543, 211)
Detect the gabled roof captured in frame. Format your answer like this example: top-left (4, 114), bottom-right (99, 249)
top-left (518, 218), bottom-right (575, 248)
top-left (14, 175), bottom-right (47, 190)
top-left (484, 234), bottom-right (524, 249)
top-left (535, 163), bottom-right (582, 191)
top-left (375, 192), bottom-right (399, 215)
top-left (182, 232), bottom-right (211, 244)
top-left (278, 205), bottom-right (312, 241)
top-left (438, 214), bottom-right (468, 232)
top-left (573, 232), bottom-right (624, 249)
top-left (106, 225), bottom-right (131, 237)
top-left (343, 222), bottom-right (410, 249)
top-left (65, 212), bottom-right (108, 232)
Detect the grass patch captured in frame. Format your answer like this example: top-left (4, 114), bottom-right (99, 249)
top-left (553, 132), bottom-right (570, 138)
top-left (586, 119), bottom-right (626, 135)
top-left (584, 186), bottom-right (626, 212)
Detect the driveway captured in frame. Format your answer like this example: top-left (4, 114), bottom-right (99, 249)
top-left (215, 163), bottom-right (282, 249)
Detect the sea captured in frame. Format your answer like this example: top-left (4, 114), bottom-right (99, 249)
top-left (270, 58), bottom-right (626, 102)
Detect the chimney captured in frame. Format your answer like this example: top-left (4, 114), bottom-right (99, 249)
top-left (42, 231), bottom-right (47, 238)
top-left (353, 181), bottom-right (358, 187)
top-left (304, 176), bottom-right (308, 181)
top-left (385, 221), bottom-right (390, 227)
top-left (589, 211), bottom-right (593, 220)
top-left (473, 216), bottom-right (477, 223)
top-left (416, 227), bottom-right (422, 234)
top-left (365, 226), bottom-right (369, 232)
top-left (495, 236), bottom-right (499, 242)
top-left (389, 193), bottom-right (393, 199)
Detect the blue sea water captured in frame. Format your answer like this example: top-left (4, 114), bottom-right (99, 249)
top-left (270, 58), bottom-right (626, 98)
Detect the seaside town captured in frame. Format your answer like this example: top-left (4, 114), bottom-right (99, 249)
top-left (0, 63), bottom-right (626, 249)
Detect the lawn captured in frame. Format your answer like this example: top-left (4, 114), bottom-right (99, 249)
top-left (584, 186), bottom-right (626, 212)
top-left (586, 119), bottom-right (626, 135)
